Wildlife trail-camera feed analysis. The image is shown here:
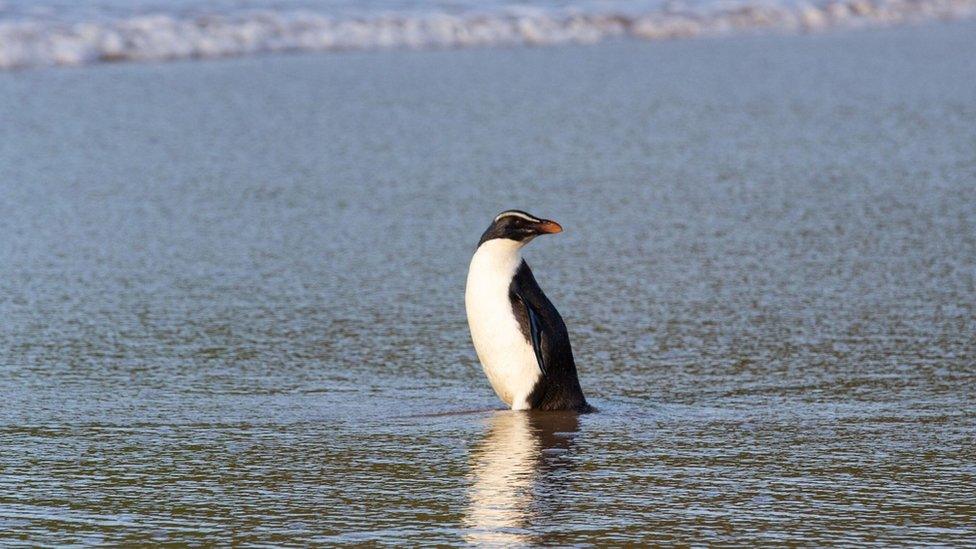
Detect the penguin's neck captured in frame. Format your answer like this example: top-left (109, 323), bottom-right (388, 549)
top-left (471, 239), bottom-right (524, 280)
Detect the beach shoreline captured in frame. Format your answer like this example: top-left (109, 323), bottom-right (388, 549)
top-left (1, 0), bottom-right (974, 70)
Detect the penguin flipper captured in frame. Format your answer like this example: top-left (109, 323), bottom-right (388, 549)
top-left (509, 259), bottom-right (575, 379)
top-left (524, 300), bottom-right (548, 377)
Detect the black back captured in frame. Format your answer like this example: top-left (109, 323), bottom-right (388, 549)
top-left (508, 261), bottom-right (591, 412)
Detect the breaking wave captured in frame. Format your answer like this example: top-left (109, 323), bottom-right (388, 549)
top-left (0, 0), bottom-right (974, 69)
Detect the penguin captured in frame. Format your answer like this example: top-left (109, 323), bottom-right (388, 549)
top-left (465, 210), bottom-right (592, 413)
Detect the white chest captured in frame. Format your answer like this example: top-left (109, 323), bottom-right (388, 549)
top-left (465, 240), bottom-right (542, 410)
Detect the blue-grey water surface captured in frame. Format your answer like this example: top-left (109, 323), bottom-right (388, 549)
top-left (1, 22), bottom-right (975, 545)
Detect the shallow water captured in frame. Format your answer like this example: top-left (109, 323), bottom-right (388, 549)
top-left (1, 22), bottom-right (975, 545)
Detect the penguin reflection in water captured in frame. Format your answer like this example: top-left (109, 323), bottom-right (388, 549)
top-left (465, 210), bottom-right (592, 412)
top-left (464, 411), bottom-right (580, 545)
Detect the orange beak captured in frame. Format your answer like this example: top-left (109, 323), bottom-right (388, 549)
top-left (537, 220), bottom-right (563, 234)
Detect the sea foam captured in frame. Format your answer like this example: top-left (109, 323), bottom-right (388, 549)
top-left (0, 0), bottom-right (973, 69)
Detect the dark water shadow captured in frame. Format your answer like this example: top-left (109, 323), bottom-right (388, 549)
top-left (403, 407), bottom-right (506, 418)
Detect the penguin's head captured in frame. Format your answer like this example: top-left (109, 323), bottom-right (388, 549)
top-left (478, 210), bottom-right (563, 246)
